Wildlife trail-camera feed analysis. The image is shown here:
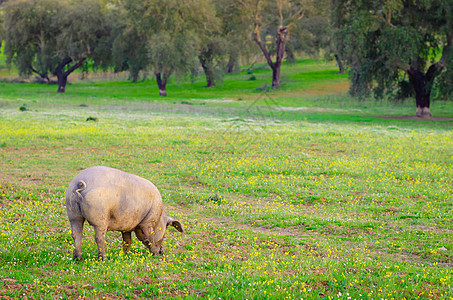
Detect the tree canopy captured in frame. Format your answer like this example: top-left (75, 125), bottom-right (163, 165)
top-left (1, 0), bottom-right (452, 108)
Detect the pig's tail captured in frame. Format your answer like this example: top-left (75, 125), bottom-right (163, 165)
top-left (75, 180), bottom-right (87, 199)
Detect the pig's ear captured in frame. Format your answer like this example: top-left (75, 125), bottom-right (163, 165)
top-left (167, 217), bottom-right (184, 233)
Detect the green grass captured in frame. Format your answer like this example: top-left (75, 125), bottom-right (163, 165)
top-left (0, 59), bottom-right (452, 299)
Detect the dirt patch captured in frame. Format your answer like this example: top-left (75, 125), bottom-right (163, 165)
top-left (201, 216), bottom-right (321, 240)
top-left (376, 115), bottom-right (453, 121)
top-left (277, 82), bottom-right (350, 96)
top-left (408, 224), bottom-right (453, 234)
top-left (200, 99), bottom-right (236, 103)
top-left (304, 82), bottom-right (350, 95)
top-left (0, 278), bottom-right (34, 298)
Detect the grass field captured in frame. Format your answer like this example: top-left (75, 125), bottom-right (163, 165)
top-left (1, 60), bottom-right (453, 299)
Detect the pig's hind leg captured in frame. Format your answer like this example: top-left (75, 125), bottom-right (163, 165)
top-left (69, 217), bottom-right (85, 261)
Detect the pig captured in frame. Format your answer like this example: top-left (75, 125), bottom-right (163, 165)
top-left (65, 166), bottom-right (183, 260)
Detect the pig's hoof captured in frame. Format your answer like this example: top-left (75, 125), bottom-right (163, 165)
top-left (73, 255), bottom-right (83, 261)
top-left (98, 255), bottom-right (108, 261)
top-left (73, 251), bottom-right (83, 261)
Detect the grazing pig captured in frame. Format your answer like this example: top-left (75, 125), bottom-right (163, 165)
top-left (65, 166), bottom-right (183, 260)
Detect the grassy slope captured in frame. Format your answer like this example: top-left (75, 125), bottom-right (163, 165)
top-left (0, 60), bottom-right (452, 299)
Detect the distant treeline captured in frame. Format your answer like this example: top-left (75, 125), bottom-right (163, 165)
top-left (1, 0), bottom-right (451, 116)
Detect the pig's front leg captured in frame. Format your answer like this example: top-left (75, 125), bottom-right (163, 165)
top-left (122, 231), bottom-right (132, 254)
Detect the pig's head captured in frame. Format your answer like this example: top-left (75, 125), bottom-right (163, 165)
top-left (152, 214), bottom-right (184, 255)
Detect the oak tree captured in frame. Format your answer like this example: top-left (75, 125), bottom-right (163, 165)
top-left (4, 0), bottom-right (112, 93)
top-left (240, 0), bottom-right (310, 88)
top-left (123, 0), bottom-right (218, 96)
top-left (336, 0), bottom-right (452, 117)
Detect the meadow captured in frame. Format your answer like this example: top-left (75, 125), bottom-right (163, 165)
top-left (0, 59), bottom-right (452, 299)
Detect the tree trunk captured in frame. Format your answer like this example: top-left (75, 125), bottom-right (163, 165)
top-left (130, 70), bottom-right (139, 83)
top-left (253, 26), bottom-right (277, 88)
top-left (407, 67), bottom-right (432, 118)
top-left (405, 34), bottom-right (451, 117)
top-left (334, 54), bottom-right (345, 74)
top-left (252, 24), bottom-right (289, 88)
top-left (205, 74), bottom-right (215, 88)
top-left (199, 55), bottom-right (215, 88)
top-left (53, 56), bottom-right (86, 93)
top-left (349, 68), bottom-right (361, 96)
top-left (54, 57), bottom-right (72, 93)
top-left (155, 72), bottom-right (167, 97)
top-left (272, 66), bottom-right (280, 88)
top-left (272, 26), bottom-right (288, 88)
top-left (349, 54), bottom-right (370, 97)
top-left (57, 73), bottom-right (68, 93)
top-left (226, 55), bottom-right (237, 74)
